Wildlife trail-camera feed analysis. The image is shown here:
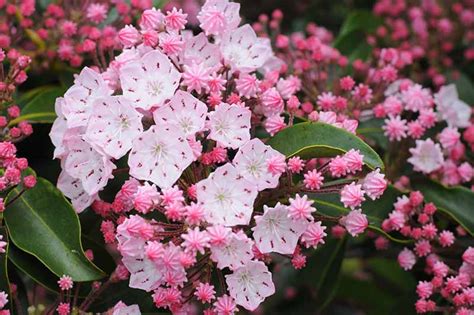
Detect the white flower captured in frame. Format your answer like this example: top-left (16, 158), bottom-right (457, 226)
top-left (233, 138), bottom-right (285, 191)
top-left (210, 230), bottom-right (254, 270)
top-left (128, 124), bottom-right (194, 189)
top-left (435, 84), bottom-right (471, 128)
top-left (62, 67), bottom-right (112, 128)
top-left (208, 103), bottom-right (251, 149)
top-left (120, 50), bottom-right (181, 110)
top-left (252, 203), bottom-right (308, 254)
top-left (196, 163), bottom-right (258, 226)
top-left (408, 139), bottom-right (444, 174)
top-left (153, 90), bottom-right (208, 137)
top-left (226, 260), bottom-right (275, 311)
top-left (219, 24), bottom-right (273, 73)
top-left (57, 171), bottom-right (97, 212)
top-left (85, 96), bottom-right (143, 159)
top-left (64, 137), bottom-right (115, 195)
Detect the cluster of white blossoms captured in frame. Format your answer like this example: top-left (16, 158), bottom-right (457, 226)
top-left (50, 0), bottom-right (387, 313)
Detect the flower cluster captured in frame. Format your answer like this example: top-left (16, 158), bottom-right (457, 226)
top-left (0, 0), bottom-right (158, 69)
top-left (381, 190), bottom-right (474, 314)
top-left (0, 141), bottom-right (37, 208)
top-left (49, 0), bottom-right (388, 313)
top-left (372, 0), bottom-right (474, 86)
top-left (374, 80), bottom-right (473, 186)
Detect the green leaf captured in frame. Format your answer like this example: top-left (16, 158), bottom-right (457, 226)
top-left (309, 185), bottom-right (409, 243)
top-left (412, 180), bottom-right (474, 236)
top-left (4, 178), bottom-right (105, 281)
top-left (10, 86), bottom-right (65, 126)
top-left (8, 243), bottom-right (59, 293)
top-left (0, 227), bottom-right (12, 312)
top-left (267, 122), bottom-right (384, 170)
top-left (447, 71), bottom-right (474, 105)
top-left (299, 236), bottom-right (347, 312)
top-left (337, 10), bottom-right (383, 38)
top-left (333, 11), bottom-right (382, 61)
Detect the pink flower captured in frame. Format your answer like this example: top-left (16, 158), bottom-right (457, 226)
top-left (128, 124), bottom-right (194, 189)
top-left (252, 203), bottom-right (308, 254)
top-left (133, 183), bottom-right (160, 214)
top-left (236, 74), bottom-right (260, 98)
top-left (118, 25), bottom-right (141, 47)
top-left (165, 7), bottom-right (188, 30)
top-left (213, 295), bottom-right (238, 315)
top-left (0, 291), bottom-right (7, 309)
top-left (196, 163), bottom-right (257, 226)
top-left (0, 235), bottom-right (6, 254)
top-left (439, 127), bottom-right (461, 149)
top-left (401, 84), bottom-right (433, 112)
top-left (417, 281), bottom-right (433, 299)
top-left (261, 88), bottom-right (284, 117)
top-left (414, 240), bottom-right (432, 257)
top-left (233, 138), bottom-right (285, 191)
top-left (56, 302), bottom-right (70, 315)
top-left (226, 260), bottom-right (275, 311)
top-left (288, 194), bottom-right (316, 221)
top-left (301, 221), bottom-right (327, 248)
top-left (303, 169), bottom-right (324, 190)
top-left (438, 230), bottom-right (455, 247)
top-left (182, 62), bottom-right (211, 93)
top-left (140, 8), bottom-right (164, 30)
top-left (208, 103), bottom-right (251, 149)
top-left (58, 275), bottom-right (73, 291)
top-left (197, 0), bottom-right (241, 36)
top-left (287, 156), bottom-right (305, 173)
top-left (408, 139), bottom-right (444, 174)
top-left (383, 115), bottom-right (408, 141)
top-left (195, 282), bottom-right (216, 303)
top-left (398, 248), bottom-right (417, 270)
top-left (181, 227), bottom-right (210, 254)
top-left (329, 156), bottom-right (348, 177)
top-left (340, 183), bottom-right (365, 209)
top-left (184, 203), bottom-right (206, 226)
top-left (86, 3), bottom-right (108, 24)
top-left (264, 115), bottom-right (286, 136)
top-left (266, 154), bottom-right (286, 176)
top-left (362, 169), bottom-right (387, 200)
top-left (339, 209), bottom-right (368, 237)
top-left (463, 247), bottom-right (474, 265)
top-left (158, 32), bottom-right (183, 53)
top-left (342, 149), bottom-right (364, 174)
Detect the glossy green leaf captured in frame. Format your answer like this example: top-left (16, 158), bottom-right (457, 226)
top-left (333, 11), bottom-right (382, 61)
top-left (412, 180), bottom-right (474, 236)
top-left (0, 227), bottom-right (11, 312)
top-left (10, 86), bottom-right (65, 126)
top-left (267, 122), bottom-right (384, 170)
top-left (337, 10), bottom-right (383, 38)
top-left (447, 71), bottom-right (474, 105)
top-left (4, 178), bottom-right (105, 281)
top-left (309, 185), bottom-right (409, 243)
top-left (8, 243), bottom-right (58, 293)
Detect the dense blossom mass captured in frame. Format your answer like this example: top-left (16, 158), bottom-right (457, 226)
top-left (0, 0), bottom-right (469, 314)
top-left (47, 0), bottom-right (391, 313)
